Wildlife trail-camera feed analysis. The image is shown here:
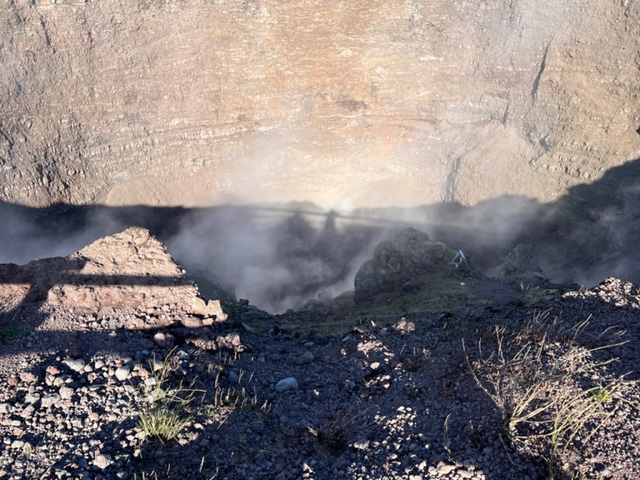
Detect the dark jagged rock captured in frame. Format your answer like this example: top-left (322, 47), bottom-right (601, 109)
top-left (354, 228), bottom-right (459, 303)
top-left (497, 243), bottom-right (543, 277)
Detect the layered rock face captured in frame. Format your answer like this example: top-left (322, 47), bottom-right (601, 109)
top-left (0, 226), bottom-right (226, 323)
top-left (0, 0), bottom-right (639, 209)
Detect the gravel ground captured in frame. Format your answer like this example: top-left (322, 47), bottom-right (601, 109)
top-left (1, 275), bottom-right (640, 480)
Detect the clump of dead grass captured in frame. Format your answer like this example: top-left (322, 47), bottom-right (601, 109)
top-left (463, 310), bottom-right (635, 479)
top-left (308, 407), bottom-right (374, 453)
top-left (137, 350), bottom-right (205, 444)
top-left (136, 349), bottom-right (270, 445)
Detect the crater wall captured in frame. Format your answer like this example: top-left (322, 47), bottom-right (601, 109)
top-left (1, 0), bottom-right (639, 209)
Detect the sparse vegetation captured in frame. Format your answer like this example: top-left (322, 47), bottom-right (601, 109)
top-left (0, 325), bottom-right (27, 342)
top-left (136, 348), bottom-right (269, 449)
top-left (463, 311), bottom-right (636, 478)
top-left (136, 350), bottom-right (204, 443)
top-left (208, 368), bottom-right (269, 415)
top-left (400, 344), bottom-right (431, 371)
top-left (513, 281), bottom-right (557, 307)
top-left (308, 407), bottom-right (374, 453)
top-left (133, 460), bottom-right (218, 480)
top-left (137, 405), bottom-right (192, 444)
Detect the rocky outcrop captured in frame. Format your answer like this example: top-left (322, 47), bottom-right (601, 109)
top-left (354, 227), bottom-right (459, 302)
top-left (0, 226), bottom-right (227, 325)
top-left (495, 243), bottom-right (543, 278)
top-left (0, 0), bottom-right (639, 209)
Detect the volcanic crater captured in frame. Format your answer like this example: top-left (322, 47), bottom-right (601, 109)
top-left (2, 1), bottom-right (640, 479)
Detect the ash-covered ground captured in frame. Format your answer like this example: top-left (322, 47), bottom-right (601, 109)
top-left (0, 226), bottom-right (639, 480)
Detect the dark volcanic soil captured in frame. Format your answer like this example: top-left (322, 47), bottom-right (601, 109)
top-left (0, 228), bottom-right (639, 480)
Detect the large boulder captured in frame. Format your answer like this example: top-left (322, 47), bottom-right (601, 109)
top-left (497, 243), bottom-right (543, 277)
top-left (354, 228), bottom-right (458, 302)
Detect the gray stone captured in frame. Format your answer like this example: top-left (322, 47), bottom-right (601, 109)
top-left (94, 454), bottom-right (113, 469)
top-left (62, 358), bottom-right (86, 372)
top-left (436, 462), bottom-right (456, 475)
top-left (181, 316), bottom-right (202, 328)
top-left (275, 377), bottom-right (298, 392)
top-left (19, 372), bottom-right (37, 384)
top-left (24, 393), bottom-right (41, 404)
top-left (153, 332), bottom-right (174, 348)
top-left (10, 440), bottom-right (25, 450)
top-left (175, 350), bottom-right (190, 361)
top-left (115, 365), bottom-right (131, 382)
top-left (353, 439), bottom-right (369, 450)
top-left (41, 394), bottom-right (61, 409)
top-left (19, 405), bottom-right (35, 418)
top-left (216, 333), bottom-right (244, 352)
top-left (59, 386), bottom-right (74, 400)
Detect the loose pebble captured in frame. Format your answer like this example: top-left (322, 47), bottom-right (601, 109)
top-left (275, 377), bottom-right (298, 392)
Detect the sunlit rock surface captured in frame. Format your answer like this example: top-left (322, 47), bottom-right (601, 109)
top-left (0, 226), bottom-right (226, 323)
top-left (0, 0), bottom-right (639, 209)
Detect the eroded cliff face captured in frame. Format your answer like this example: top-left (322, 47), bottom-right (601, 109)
top-left (0, 0), bottom-right (639, 209)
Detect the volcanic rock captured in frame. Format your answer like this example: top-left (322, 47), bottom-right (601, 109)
top-left (1, 1), bottom-right (638, 208)
top-left (495, 243), bottom-right (544, 278)
top-left (0, 226), bottom-right (227, 327)
top-left (275, 377), bottom-right (299, 392)
top-left (354, 227), bottom-right (459, 302)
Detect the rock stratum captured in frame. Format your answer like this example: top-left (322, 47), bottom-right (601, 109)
top-left (0, 226), bottom-right (226, 327)
top-left (1, 0), bottom-right (639, 209)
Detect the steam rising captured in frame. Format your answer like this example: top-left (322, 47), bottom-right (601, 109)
top-left (0, 205), bottom-right (123, 265)
top-left (167, 205), bottom-right (388, 313)
top-left (2, 155), bottom-right (640, 314)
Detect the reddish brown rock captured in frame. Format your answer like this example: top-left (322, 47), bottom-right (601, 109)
top-left (0, 227), bottom-right (227, 327)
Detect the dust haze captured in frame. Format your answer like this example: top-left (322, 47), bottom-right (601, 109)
top-left (165, 195), bottom-right (546, 313)
top-left (166, 204), bottom-right (386, 313)
top-left (2, 152), bottom-right (640, 313)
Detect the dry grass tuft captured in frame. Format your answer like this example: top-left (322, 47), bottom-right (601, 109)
top-left (136, 350), bottom-right (204, 444)
top-left (308, 407), bottom-right (373, 453)
top-left (463, 310), bottom-right (635, 479)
